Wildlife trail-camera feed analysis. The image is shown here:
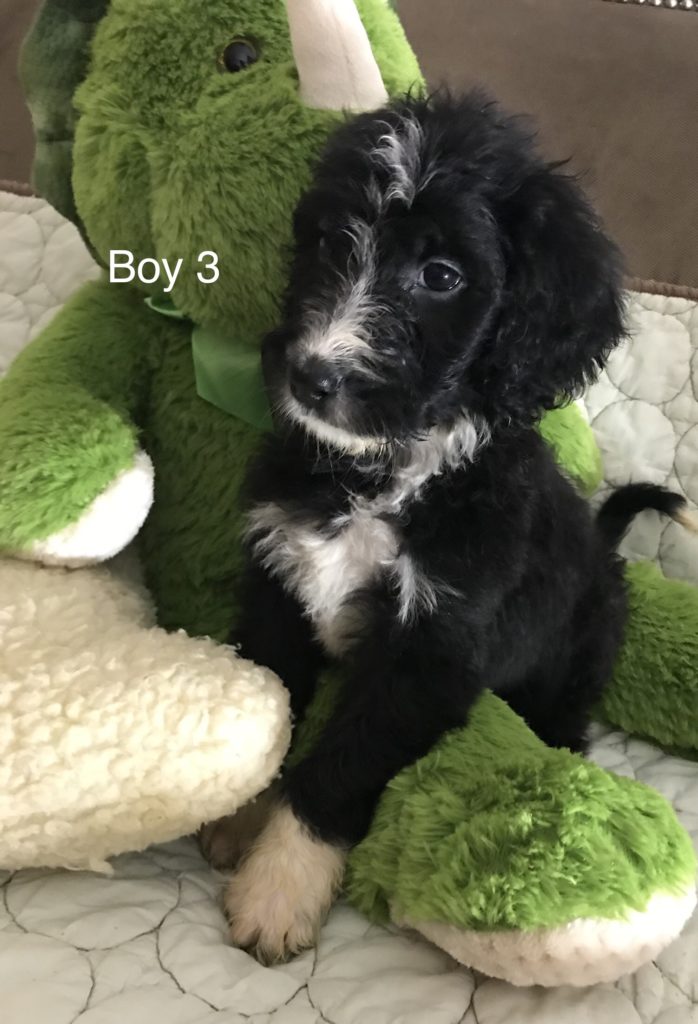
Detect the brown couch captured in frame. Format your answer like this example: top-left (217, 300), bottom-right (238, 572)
top-left (0, 0), bottom-right (38, 186)
top-left (2, 0), bottom-right (696, 290)
top-left (399, 0), bottom-right (698, 292)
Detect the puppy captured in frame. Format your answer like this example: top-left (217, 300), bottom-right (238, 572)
top-left (211, 92), bottom-right (692, 963)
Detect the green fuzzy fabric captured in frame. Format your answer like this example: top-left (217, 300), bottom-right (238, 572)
top-left (70, 0), bottom-right (423, 332)
top-left (4, 0), bottom-right (695, 946)
top-left (537, 402), bottom-right (603, 496)
top-left (600, 561), bottom-right (698, 753)
top-left (347, 692), bottom-right (696, 930)
top-left (0, 279), bottom-right (151, 548)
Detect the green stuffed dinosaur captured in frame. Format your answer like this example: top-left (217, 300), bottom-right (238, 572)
top-left (1, 0), bottom-right (696, 988)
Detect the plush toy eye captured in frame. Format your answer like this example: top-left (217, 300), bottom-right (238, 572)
top-left (418, 261), bottom-right (464, 293)
top-left (220, 39), bottom-right (259, 73)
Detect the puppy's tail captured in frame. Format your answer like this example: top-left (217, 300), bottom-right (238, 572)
top-left (597, 483), bottom-right (698, 548)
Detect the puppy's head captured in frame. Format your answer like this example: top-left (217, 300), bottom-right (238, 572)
top-left (263, 91), bottom-right (624, 453)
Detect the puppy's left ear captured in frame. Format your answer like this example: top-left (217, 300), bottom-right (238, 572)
top-left (485, 166), bottom-right (625, 422)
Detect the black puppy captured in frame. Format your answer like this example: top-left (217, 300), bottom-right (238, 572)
top-left (215, 92), bottom-right (690, 963)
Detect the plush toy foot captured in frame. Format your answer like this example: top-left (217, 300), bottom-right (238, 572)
top-left (0, 556), bottom-right (291, 871)
top-left (346, 693), bottom-right (696, 987)
top-left (600, 561), bottom-right (698, 754)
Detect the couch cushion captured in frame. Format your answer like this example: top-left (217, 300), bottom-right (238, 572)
top-left (399, 0), bottom-right (698, 292)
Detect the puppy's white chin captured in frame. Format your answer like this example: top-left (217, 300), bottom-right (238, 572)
top-left (283, 396), bottom-right (387, 456)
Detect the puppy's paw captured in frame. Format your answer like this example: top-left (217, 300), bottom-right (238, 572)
top-left (224, 802), bottom-right (346, 963)
top-left (199, 787), bottom-right (278, 869)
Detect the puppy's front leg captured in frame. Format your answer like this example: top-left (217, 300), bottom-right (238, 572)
top-left (200, 562), bottom-right (325, 876)
top-left (232, 560), bottom-right (326, 719)
top-left (224, 796), bottom-right (346, 964)
top-left (226, 619), bottom-right (478, 961)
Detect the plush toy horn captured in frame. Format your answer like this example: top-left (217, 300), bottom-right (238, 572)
top-left (286, 0), bottom-right (388, 111)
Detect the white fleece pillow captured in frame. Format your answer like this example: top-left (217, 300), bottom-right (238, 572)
top-left (0, 554), bottom-right (290, 872)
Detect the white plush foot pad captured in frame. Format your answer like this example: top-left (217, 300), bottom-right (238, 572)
top-left (24, 450), bottom-right (155, 567)
top-left (398, 883), bottom-right (697, 987)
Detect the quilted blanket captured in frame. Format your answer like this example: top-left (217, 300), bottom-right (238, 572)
top-left (1, 187), bottom-right (697, 1024)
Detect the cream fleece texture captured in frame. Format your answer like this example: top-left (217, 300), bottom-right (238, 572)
top-left (0, 555), bottom-right (291, 872)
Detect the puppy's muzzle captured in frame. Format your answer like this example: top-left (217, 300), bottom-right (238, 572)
top-left (288, 356), bottom-right (343, 412)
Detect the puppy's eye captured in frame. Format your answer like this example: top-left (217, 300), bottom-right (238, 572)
top-left (418, 261), bottom-right (464, 293)
top-left (220, 39), bottom-right (259, 73)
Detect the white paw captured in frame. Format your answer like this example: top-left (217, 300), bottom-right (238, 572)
top-left (25, 451), bottom-right (154, 566)
top-left (224, 802), bottom-right (345, 963)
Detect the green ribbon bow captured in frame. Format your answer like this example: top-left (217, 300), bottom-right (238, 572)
top-left (145, 294), bottom-right (273, 432)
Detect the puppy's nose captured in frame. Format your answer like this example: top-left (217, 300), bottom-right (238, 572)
top-left (289, 358), bottom-right (342, 410)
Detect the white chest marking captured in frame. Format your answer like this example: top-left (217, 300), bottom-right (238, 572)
top-left (247, 502), bottom-right (435, 656)
top-left (247, 417), bottom-right (488, 656)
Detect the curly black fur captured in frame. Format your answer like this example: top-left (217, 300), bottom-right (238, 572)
top-left (231, 92), bottom-right (682, 848)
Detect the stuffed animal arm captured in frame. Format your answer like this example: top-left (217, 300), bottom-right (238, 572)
top-left (0, 282), bottom-right (155, 565)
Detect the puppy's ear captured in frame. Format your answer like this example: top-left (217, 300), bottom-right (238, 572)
top-left (485, 165), bottom-right (625, 423)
